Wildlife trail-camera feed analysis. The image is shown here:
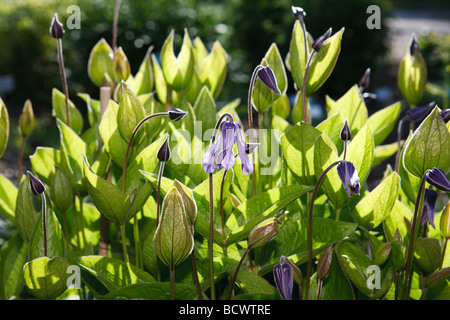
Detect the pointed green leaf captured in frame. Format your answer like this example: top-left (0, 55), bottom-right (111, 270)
top-left (0, 234), bottom-right (27, 300)
top-left (29, 210), bottom-right (65, 260)
top-left (193, 86), bottom-right (217, 138)
top-left (288, 20), bottom-right (309, 91)
top-left (0, 98), bottom-right (9, 159)
top-left (346, 122), bottom-right (375, 186)
top-left (368, 101), bottom-right (401, 146)
top-left (88, 38), bottom-right (114, 87)
top-left (352, 172), bottom-right (400, 229)
top-left (403, 106), bottom-right (450, 178)
top-left (0, 173), bottom-right (17, 223)
top-left (29, 147), bottom-right (61, 185)
top-left (153, 187), bottom-right (193, 269)
top-left (328, 85), bottom-right (368, 136)
top-left (414, 238), bottom-right (442, 274)
top-left (23, 256), bottom-right (72, 300)
top-left (229, 266), bottom-right (278, 295)
top-left (225, 185), bottom-right (313, 246)
top-left (116, 82), bottom-right (146, 141)
top-left (15, 176), bottom-right (41, 243)
top-left (306, 28), bottom-right (344, 96)
top-left (128, 46), bottom-right (154, 95)
top-left (52, 88), bottom-right (83, 135)
top-left (198, 41), bottom-right (227, 98)
top-left (281, 122), bottom-right (322, 185)
top-left (83, 154), bottom-right (130, 225)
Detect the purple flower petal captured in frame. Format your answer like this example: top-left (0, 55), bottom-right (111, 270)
top-left (273, 256), bottom-right (293, 300)
top-left (234, 123), bottom-right (254, 174)
top-left (337, 161), bottom-right (360, 197)
top-left (257, 66), bottom-right (281, 95)
top-left (202, 129), bottom-right (223, 173)
top-left (216, 122), bottom-right (237, 170)
top-left (312, 28), bottom-right (332, 51)
top-left (421, 187), bottom-right (437, 228)
top-left (426, 168), bottom-right (450, 192)
top-left (441, 109), bottom-right (450, 123)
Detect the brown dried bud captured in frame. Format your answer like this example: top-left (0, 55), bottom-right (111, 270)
top-left (317, 245), bottom-right (333, 280)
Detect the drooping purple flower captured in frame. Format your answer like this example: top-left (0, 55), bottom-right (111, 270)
top-left (202, 121), bottom-right (253, 174)
top-left (421, 186), bottom-right (438, 228)
top-left (405, 102), bottom-right (435, 123)
top-left (273, 256), bottom-right (293, 300)
top-left (168, 108), bottom-right (188, 121)
top-left (337, 161), bottom-right (360, 197)
top-left (257, 66), bottom-right (281, 95)
top-left (426, 168), bottom-right (450, 192)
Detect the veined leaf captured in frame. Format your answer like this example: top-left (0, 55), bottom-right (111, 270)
top-left (52, 88), bottom-right (83, 135)
top-left (403, 106), bottom-right (450, 178)
top-left (198, 41), bottom-right (227, 99)
top-left (88, 38), bottom-right (114, 87)
top-left (368, 101), bottom-right (401, 146)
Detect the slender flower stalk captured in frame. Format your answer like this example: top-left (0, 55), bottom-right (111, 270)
top-left (122, 108), bottom-right (187, 192)
top-left (27, 171), bottom-right (47, 256)
top-left (50, 14), bottom-right (70, 128)
top-left (228, 217), bottom-right (280, 300)
top-left (304, 160), bottom-right (342, 299)
top-left (112, 0), bottom-right (123, 56)
top-left (401, 169), bottom-right (430, 299)
top-left (301, 28), bottom-right (332, 124)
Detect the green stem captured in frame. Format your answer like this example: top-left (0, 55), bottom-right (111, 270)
top-left (441, 238), bottom-right (449, 269)
top-left (155, 161), bottom-right (165, 281)
top-left (228, 246), bottom-right (251, 300)
top-left (191, 251), bottom-right (204, 300)
top-left (120, 224), bottom-right (129, 264)
top-left (17, 136), bottom-right (25, 184)
top-left (301, 51), bottom-right (316, 124)
top-left (208, 172), bottom-right (216, 300)
top-left (77, 196), bottom-right (87, 248)
top-left (41, 193), bottom-right (48, 257)
top-left (112, 0), bottom-right (122, 55)
top-left (402, 170), bottom-right (429, 300)
top-left (122, 112), bottom-right (169, 192)
top-left (133, 214), bottom-right (141, 267)
top-left (305, 160), bottom-right (342, 300)
top-left (170, 267), bottom-right (176, 300)
top-left (57, 38), bottom-right (70, 128)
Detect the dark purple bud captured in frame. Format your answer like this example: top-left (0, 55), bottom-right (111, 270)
top-left (410, 34), bottom-right (420, 56)
top-left (440, 109), bottom-right (450, 123)
top-left (317, 245), bottom-right (333, 281)
top-left (337, 161), bottom-right (360, 197)
top-left (50, 13), bottom-right (65, 39)
top-left (426, 168), bottom-right (450, 192)
top-left (168, 108), bottom-right (188, 121)
top-left (273, 256), bottom-right (293, 300)
top-left (257, 66), bottom-right (281, 95)
top-left (358, 68), bottom-right (371, 89)
top-left (421, 186), bottom-right (437, 228)
top-left (340, 119), bottom-right (351, 141)
top-left (291, 6), bottom-right (306, 20)
top-left (312, 28), bottom-right (332, 51)
top-left (405, 102), bottom-right (435, 123)
top-left (245, 142), bottom-right (260, 155)
top-left (157, 137), bottom-right (171, 162)
top-left (27, 171), bottom-right (46, 196)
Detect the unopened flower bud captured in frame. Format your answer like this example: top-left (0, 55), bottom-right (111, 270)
top-left (358, 68), bottom-right (371, 90)
top-left (248, 218), bottom-right (279, 249)
top-left (168, 108), bottom-right (188, 121)
top-left (284, 257), bottom-right (303, 285)
top-left (405, 102), bottom-right (435, 123)
top-left (340, 119), bottom-right (351, 141)
top-left (273, 256), bottom-right (293, 300)
top-left (374, 242), bottom-right (392, 266)
top-left (317, 245), bottom-right (333, 280)
top-left (49, 13), bottom-right (64, 39)
top-left (157, 137), bottom-right (171, 162)
top-left (291, 6), bottom-right (306, 20)
top-left (257, 66), bottom-right (281, 95)
top-left (410, 34), bottom-right (420, 56)
top-left (27, 171), bottom-right (45, 196)
top-left (19, 99), bottom-right (35, 137)
top-left (426, 168), bottom-right (450, 192)
top-left (312, 28), bottom-right (332, 51)
top-left (113, 47), bottom-right (131, 82)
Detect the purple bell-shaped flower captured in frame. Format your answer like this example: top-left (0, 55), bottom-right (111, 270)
top-left (273, 256), bottom-right (293, 300)
top-left (337, 161), bottom-right (360, 197)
